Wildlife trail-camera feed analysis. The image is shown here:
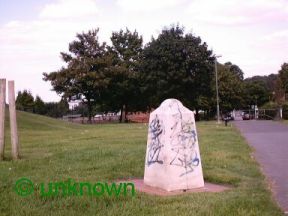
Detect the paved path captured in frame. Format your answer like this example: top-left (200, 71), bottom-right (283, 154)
top-left (233, 120), bottom-right (288, 213)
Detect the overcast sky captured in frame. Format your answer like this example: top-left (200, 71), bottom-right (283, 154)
top-left (0, 0), bottom-right (287, 102)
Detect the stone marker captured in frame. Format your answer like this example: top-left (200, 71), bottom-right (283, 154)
top-left (144, 99), bottom-right (204, 191)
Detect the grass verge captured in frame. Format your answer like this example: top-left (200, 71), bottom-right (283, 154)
top-left (0, 111), bottom-right (283, 215)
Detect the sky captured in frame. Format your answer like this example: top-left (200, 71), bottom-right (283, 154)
top-left (0, 0), bottom-right (287, 102)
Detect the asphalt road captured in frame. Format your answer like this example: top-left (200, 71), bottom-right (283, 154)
top-left (233, 120), bottom-right (288, 213)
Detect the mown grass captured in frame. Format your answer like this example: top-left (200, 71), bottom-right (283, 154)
top-left (0, 111), bottom-right (283, 215)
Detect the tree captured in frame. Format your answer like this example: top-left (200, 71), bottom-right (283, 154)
top-left (106, 28), bottom-right (143, 122)
top-left (45, 100), bottom-right (69, 118)
top-left (278, 62), bottom-right (288, 96)
top-left (224, 62), bottom-right (244, 80)
top-left (215, 62), bottom-right (244, 112)
top-left (43, 29), bottom-right (111, 122)
top-left (71, 102), bottom-right (89, 117)
top-left (242, 79), bottom-right (270, 108)
top-left (34, 96), bottom-right (46, 115)
top-left (245, 74), bottom-right (279, 103)
top-left (16, 90), bottom-right (34, 112)
top-left (141, 25), bottom-right (214, 119)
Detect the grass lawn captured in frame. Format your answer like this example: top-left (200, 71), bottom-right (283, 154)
top-left (0, 111), bottom-right (283, 216)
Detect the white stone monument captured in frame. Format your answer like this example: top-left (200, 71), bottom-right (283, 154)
top-left (144, 99), bottom-right (204, 191)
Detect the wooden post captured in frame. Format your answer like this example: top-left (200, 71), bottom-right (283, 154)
top-left (0, 79), bottom-right (6, 160)
top-left (8, 81), bottom-right (19, 159)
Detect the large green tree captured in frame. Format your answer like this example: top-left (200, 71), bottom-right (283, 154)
top-left (224, 62), bottom-right (244, 80)
top-left (215, 62), bottom-right (244, 112)
top-left (45, 100), bottom-right (69, 118)
top-left (245, 74), bottom-right (278, 93)
top-left (278, 62), bottom-right (288, 94)
top-left (105, 28), bottom-right (143, 122)
top-left (141, 25), bottom-right (214, 118)
top-left (242, 79), bottom-right (270, 108)
top-left (16, 90), bottom-right (34, 112)
top-left (245, 74), bottom-right (279, 103)
top-left (34, 95), bottom-right (46, 115)
top-left (43, 29), bottom-right (111, 122)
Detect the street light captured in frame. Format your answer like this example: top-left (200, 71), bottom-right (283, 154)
top-left (214, 55), bottom-right (222, 124)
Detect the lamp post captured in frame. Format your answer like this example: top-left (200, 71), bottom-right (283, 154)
top-left (214, 55), bottom-right (222, 124)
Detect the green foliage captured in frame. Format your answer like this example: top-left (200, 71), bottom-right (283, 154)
top-left (242, 79), bottom-right (270, 108)
top-left (34, 95), bottom-right (46, 115)
top-left (224, 62), bottom-right (244, 80)
top-left (41, 25), bottom-right (284, 118)
top-left (275, 62), bottom-right (288, 105)
top-left (282, 102), bottom-right (288, 119)
top-left (110, 28), bottom-right (143, 65)
top-left (216, 62), bottom-right (244, 112)
top-left (260, 101), bottom-right (278, 109)
top-left (105, 28), bottom-right (143, 122)
top-left (44, 100), bottom-right (69, 118)
top-left (16, 90), bottom-right (34, 112)
top-left (71, 102), bottom-right (89, 116)
top-left (265, 74), bottom-right (278, 93)
top-left (16, 92), bottom-right (68, 118)
top-left (278, 62), bottom-right (288, 92)
top-left (140, 25), bottom-right (214, 111)
top-left (245, 74), bottom-right (279, 102)
top-left (43, 29), bottom-right (111, 121)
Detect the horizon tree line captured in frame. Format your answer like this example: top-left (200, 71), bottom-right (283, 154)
top-left (16, 24), bottom-right (288, 121)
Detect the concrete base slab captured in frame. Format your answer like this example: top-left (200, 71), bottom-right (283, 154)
top-left (117, 178), bottom-right (231, 196)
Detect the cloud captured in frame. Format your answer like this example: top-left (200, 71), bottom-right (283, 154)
top-left (0, 0), bottom-right (103, 101)
top-left (262, 30), bottom-right (288, 41)
top-left (1, 0), bottom-right (288, 100)
top-left (39, 0), bottom-right (98, 19)
top-left (186, 0), bottom-right (288, 25)
top-left (116, 0), bottom-right (186, 11)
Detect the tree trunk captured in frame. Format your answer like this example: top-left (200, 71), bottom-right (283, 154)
top-left (195, 108), bottom-right (200, 121)
top-left (119, 105), bottom-right (123, 123)
top-left (124, 104), bottom-right (128, 123)
top-left (87, 99), bottom-right (92, 124)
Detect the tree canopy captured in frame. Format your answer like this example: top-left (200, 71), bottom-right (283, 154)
top-left (278, 63), bottom-right (288, 92)
top-left (16, 90), bottom-right (34, 112)
top-left (42, 25), bottom-right (287, 121)
top-left (43, 29), bottom-right (111, 122)
top-left (140, 25), bottom-right (215, 116)
top-left (216, 62), bottom-right (244, 112)
top-left (34, 96), bottom-right (46, 115)
top-left (242, 79), bottom-right (270, 108)
top-left (105, 28), bottom-right (143, 122)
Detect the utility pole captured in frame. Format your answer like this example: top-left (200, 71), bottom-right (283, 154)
top-left (0, 79), bottom-right (6, 160)
top-left (214, 55), bottom-right (222, 124)
top-left (8, 81), bottom-right (19, 159)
